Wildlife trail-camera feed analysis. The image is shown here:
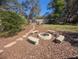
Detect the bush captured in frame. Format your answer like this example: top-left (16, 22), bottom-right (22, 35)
top-left (0, 11), bottom-right (27, 37)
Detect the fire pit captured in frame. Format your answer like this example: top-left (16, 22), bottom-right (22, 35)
top-left (38, 32), bottom-right (52, 40)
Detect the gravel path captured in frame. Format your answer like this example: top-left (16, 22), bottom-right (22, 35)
top-left (0, 38), bottom-right (77, 59)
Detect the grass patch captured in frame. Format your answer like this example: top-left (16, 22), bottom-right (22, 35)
top-left (43, 24), bottom-right (78, 32)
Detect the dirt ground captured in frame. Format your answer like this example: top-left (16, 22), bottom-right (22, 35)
top-left (0, 25), bottom-right (78, 59)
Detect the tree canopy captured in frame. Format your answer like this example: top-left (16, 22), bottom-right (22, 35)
top-left (48, 0), bottom-right (65, 19)
top-left (46, 0), bottom-right (78, 24)
top-left (22, 0), bottom-right (40, 19)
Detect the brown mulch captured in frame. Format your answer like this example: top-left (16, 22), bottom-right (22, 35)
top-left (0, 25), bottom-right (78, 59)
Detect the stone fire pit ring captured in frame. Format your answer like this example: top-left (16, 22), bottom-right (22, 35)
top-left (38, 32), bottom-right (52, 40)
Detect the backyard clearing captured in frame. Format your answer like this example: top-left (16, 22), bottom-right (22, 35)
top-left (0, 24), bottom-right (78, 59)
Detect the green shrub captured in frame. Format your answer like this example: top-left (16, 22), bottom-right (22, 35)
top-left (0, 11), bottom-right (27, 37)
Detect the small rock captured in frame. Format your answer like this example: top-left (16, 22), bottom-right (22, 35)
top-left (31, 30), bottom-right (39, 34)
top-left (48, 30), bottom-right (56, 33)
top-left (27, 36), bottom-right (39, 45)
top-left (55, 35), bottom-right (65, 43)
top-left (48, 30), bottom-right (59, 37)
